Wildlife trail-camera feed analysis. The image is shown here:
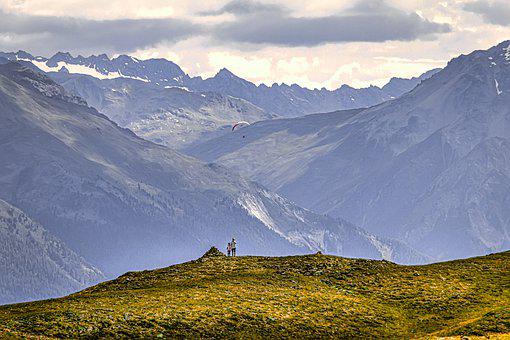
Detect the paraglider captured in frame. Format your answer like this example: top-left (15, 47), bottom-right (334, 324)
top-left (232, 121), bottom-right (250, 131)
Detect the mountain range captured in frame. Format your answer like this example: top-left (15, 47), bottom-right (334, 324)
top-left (0, 61), bottom-right (425, 303)
top-left (0, 50), bottom-right (439, 148)
top-left (188, 40), bottom-right (510, 262)
top-left (2, 40), bottom-right (509, 305)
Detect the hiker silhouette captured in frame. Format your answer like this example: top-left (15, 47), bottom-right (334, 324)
top-left (231, 238), bottom-right (236, 257)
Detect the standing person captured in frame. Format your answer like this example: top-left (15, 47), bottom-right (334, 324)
top-left (227, 242), bottom-right (231, 257)
top-left (231, 238), bottom-right (237, 257)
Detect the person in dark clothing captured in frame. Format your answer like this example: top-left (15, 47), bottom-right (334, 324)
top-left (231, 238), bottom-right (237, 257)
top-left (227, 242), bottom-right (231, 256)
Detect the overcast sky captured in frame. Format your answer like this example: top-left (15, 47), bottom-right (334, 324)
top-left (0, 0), bottom-right (509, 88)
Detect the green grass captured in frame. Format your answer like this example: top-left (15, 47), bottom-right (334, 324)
top-left (1, 248), bottom-right (509, 338)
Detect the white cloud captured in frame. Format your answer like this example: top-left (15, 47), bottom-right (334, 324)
top-left (276, 57), bottom-right (320, 76)
top-left (0, 0), bottom-right (510, 89)
top-left (207, 51), bottom-right (273, 80)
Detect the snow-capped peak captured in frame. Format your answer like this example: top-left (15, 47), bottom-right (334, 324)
top-left (4, 50), bottom-right (187, 85)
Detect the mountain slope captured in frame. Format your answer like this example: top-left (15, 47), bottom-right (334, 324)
top-left (51, 72), bottom-right (274, 148)
top-left (188, 41), bottom-right (510, 261)
top-left (0, 51), bottom-right (273, 148)
top-left (0, 198), bottom-right (103, 305)
top-left (0, 250), bottom-right (508, 338)
top-left (0, 62), bottom-right (424, 280)
top-left (381, 68), bottom-right (440, 98)
top-left (189, 67), bottom-right (439, 118)
top-left (0, 51), bottom-right (439, 147)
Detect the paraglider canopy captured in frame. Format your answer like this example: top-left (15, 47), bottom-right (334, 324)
top-left (232, 121), bottom-right (250, 131)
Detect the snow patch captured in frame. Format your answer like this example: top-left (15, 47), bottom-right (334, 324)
top-left (367, 234), bottom-right (393, 261)
top-left (238, 194), bottom-right (278, 232)
top-left (117, 71), bottom-right (149, 83)
top-left (164, 85), bottom-right (191, 92)
top-left (284, 229), bottom-right (324, 250)
top-left (237, 193), bottom-right (314, 249)
top-left (495, 79), bottom-right (502, 95)
top-left (21, 59), bottom-right (149, 82)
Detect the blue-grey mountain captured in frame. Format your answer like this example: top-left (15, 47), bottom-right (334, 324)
top-left (0, 50), bottom-right (438, 148)
top-left (0, 198), bottom-right (103, 305)
top-left (188, 41), bottom-right (510, 262)
top-left (0, 62), bottom-right (424, 291)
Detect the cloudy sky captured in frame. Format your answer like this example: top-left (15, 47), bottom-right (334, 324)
top-left (0, 0), bottom-right (509, 88)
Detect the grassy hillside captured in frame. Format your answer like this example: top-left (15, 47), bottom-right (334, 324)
top-left (0, 248), bottom-right (509, 338)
